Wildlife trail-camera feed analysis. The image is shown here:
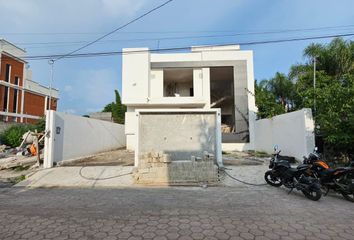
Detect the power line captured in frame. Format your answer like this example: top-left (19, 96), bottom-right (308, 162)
top-left (15, 32), bottom-right (354, 61)
top-left (3, 23), bottom-right (354, 36)
top-left (12, 25), bottom-right (354, 47)
top-left (52, 0), bottom-right (174, 62)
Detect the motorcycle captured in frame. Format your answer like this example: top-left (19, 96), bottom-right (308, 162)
top-left (264, 146), bottom-right (322, 201)
top-left (303, 148), bottom-right (354, 202)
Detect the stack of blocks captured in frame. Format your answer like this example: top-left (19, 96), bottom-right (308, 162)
top-left (133, 151), bottom-right (218, 185)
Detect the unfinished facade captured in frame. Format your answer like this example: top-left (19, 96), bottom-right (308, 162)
top-left (122, 45), bottom-right (256, 156)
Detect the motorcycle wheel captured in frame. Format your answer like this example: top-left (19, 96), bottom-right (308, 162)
top-left (264, 170), bottom-right (282, 187)
top-left (341, 193), bottom-right (354, 202)
top-left (340, 176), bottom-right (354, 202)
top-left (302, 189), bottom-right (322, 201)
top-left (320, 185), bottom-right (330, 196)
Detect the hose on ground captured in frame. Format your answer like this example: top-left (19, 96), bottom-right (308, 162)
top-left (79, 166), bottom-right (132, 181)
top-left (219, 167), bottom-right (268, 186)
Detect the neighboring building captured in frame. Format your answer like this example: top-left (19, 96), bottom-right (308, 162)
top-left (88, 112), bottom-right (113, 122)
top-left (0, 39), bottom-right (59, 123)
top-left (122, 45), bottom-right (256, 152)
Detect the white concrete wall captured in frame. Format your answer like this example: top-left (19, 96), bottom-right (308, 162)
top-left (44, 111), bottom-right (126, 168)
top-left (254, 108), bottom-right (315, 160)
top-left (122, 48), bottom-right (150, 105)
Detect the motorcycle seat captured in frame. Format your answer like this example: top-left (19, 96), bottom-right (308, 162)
top-left (297, 164), bottom-right (309, 171)
top-left (288, 168), bottom-right (299, 173)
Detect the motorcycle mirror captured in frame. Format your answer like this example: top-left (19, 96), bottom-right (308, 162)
top-left (273, 145), bottom-right (279, 152)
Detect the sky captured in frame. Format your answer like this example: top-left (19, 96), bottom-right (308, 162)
top-left (0, 0), bottom-right (353, 115)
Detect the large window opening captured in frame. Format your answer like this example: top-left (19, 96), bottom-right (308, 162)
top-left (3, 87), bottom-right (8, 111)
top-left (210, 67), bottom-right (237, 143)
top-left (163, 68), bottom-right (193, 97)
top-left (5, 64), bottom-right (10, 82)
top-left (13, 77), bottom-right (19, 113)
top-left (3, 64), bottom-right (11, 112)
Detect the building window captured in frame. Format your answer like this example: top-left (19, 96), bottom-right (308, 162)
top-left (3, 87), bottom-right (8, 111)
top-left (5, 64), bottom-right (11, 82)
top-left (163, 68), bottom-right (194, 97)
top-left (2, 64), bottom-right (11, 112)
top-left (13, 77), bottom-right (19, 113)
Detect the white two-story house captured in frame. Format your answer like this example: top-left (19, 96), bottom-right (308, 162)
top-left (122, 45), bottom-right (256, 153)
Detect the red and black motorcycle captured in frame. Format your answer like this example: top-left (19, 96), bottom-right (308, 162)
top-left (265, 146), bottom-right (322, 201)
top-left (303, 149), bottom-right (354, 202)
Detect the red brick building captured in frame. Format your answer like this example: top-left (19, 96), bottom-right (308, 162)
top-left (0, 39), bottom-right (59, 123)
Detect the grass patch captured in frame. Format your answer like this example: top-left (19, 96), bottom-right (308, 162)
top-left (13, 165), bottom-right (30, 172)
top-left (247, 150), bottom-right (271, 157)
top-left (9, 175), bottom-right (26, 184)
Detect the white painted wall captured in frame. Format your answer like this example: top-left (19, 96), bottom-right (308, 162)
top-left (254, 108), bottom-right (315, 160)
top-left (122, 48), bottom-right (150, 105)
top-left (44, 111), bottom-right (126, 168)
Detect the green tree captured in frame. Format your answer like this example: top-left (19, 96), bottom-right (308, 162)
top-left (255, 80), bottom-right (285, 118)
top-left (264, 72), bottom-right (297, 111)
top-left (102, 90), bottom-right (126, 124)
top-left (256, 38), bottom-right (354, 159)
top-left (289, 38), bottom-right (354, 159)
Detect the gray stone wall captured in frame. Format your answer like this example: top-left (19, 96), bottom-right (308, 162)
top-left (138, 112), bottom-right (217, 161)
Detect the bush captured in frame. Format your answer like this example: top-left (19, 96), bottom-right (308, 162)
top-left (0, 117), bottom-right (46, 147)
top-left (0, 124), bottom-right (36, 147)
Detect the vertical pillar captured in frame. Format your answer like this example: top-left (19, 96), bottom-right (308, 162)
top-left (44, 96), bottom-right (48, 114)
top-left (233, 61), bottom-right (249, 143)
top-left (44, 110), bottom-right (55, 168)
top-left (202, 68), bottom-right (210, 109)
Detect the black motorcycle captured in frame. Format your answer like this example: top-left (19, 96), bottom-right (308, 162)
top-left (264, 146), bottom-right (322, 201)
top-left (303, 149), bottom-right (354, 202)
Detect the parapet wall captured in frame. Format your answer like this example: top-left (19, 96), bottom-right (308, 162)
top-left (254, 108), bottom-right (315, 160)
top-left (44, 111), bottom-right (126, 168)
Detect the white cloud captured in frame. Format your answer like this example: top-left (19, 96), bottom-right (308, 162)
top-left (63, 109), bottom-right (77, 114)
top-left (86, 107), bottom-right (103, 113)
top-left (61, 68), bottom-right (118, 114)
top-left (100, 0), bottom-right (147, 17)
top-left (64, 85), bottom-right (73, 92)
top-left (0, 0), bottom-right (148, 32)
top-left (77, 68), bottom-right (117, 105)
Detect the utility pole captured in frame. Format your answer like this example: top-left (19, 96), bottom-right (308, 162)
top-left (48, 59), bottom-right (54, 111)
top-left (313, 56), bottom-right (316, 117)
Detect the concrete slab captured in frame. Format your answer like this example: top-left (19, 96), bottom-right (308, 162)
top-left (14, 164), bottom-right (269, 189)
top-left (15, 166), bottom-right (134, 188)
top-left (221, 164), bottom-right (269, 188)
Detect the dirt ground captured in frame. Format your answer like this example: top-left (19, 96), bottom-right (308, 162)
top-left (0, 167), bottom-right (36, 188)
top-left (59, 148), bottom-right (134, 167)
top-left (222, 151), bottom-right (270, 166)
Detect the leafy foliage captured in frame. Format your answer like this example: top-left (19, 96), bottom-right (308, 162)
top-left (0, 118), bottom-right (47, 147)
top-left (0, 125), bottom-right (35, 147)
top-left (255, 80), bottom-right (285, 118)
top-left (102, 90), bottom-right (127, 124)
top-left (256, 38), bottom-right (354, 159)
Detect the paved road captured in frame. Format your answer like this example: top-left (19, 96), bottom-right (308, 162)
top-left (0, 186), bottom-right (353, 240)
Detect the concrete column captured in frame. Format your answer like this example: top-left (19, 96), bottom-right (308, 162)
top-left (20, 89), bottom-right (25, 123)
top-left (44, 96), bottom-right (48, 114)
top-left (202, 68), bottom-right (210, 109)
top-left (233, 61), bottom-right (249, 143)
top-left (44, 110), bottom-right (55, 168)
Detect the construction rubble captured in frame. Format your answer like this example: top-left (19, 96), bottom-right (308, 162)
top-left (0, 130), bottom-right (45, 171)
